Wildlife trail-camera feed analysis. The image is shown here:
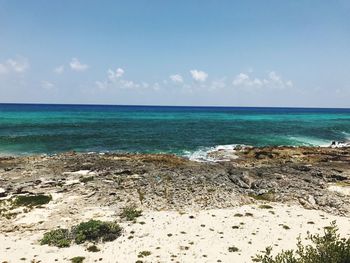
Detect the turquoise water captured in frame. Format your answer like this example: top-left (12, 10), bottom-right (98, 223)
top-left (0, 104), bottom-right (350, 156)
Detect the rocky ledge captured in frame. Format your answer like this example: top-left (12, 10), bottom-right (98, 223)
top-left (0, 146), bottom-right (349, 233)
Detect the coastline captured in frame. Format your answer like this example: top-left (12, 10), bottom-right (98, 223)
top-left (1, 146), bottom-right (349, 262)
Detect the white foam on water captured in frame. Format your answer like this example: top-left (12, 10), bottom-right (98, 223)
top-left (341, 131), bottom-right (350, 140)
top-left (184, 144), bottom-right (244, 162)
top-left (287, 136), bottom-right (331, 147)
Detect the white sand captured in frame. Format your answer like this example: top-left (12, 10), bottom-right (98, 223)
top-left (1, 203), bottom-right (349, 263)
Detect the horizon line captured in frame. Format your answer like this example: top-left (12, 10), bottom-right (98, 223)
top-left (0, 102), bottom-right (349, 110)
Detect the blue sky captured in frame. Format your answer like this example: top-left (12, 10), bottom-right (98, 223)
top-left (0, 0), bottom-right (349, 107)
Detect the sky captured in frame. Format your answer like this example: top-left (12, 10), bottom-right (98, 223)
top-left (0, 0), bottom-right (350, 107)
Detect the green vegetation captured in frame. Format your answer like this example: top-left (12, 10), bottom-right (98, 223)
top-left (40, 228), bottom-right (71, 248)
top-left (253, 222), bottom-right (350, 263)
top-left (87, 245), bottom-right (100, 252)
top-left (282, 224), bottom-right (290, 230)
top-left (138, 251), bottom-right (151, 258)
top-left (72, 220), bottom-right (122, 244)
top-left (70, 256), bottom-right (85, 263)
top-left (228, 246), bottom-right (239, 252)
top-left (41, 220), bottom-right (122, 247)
top-left (259, 204), bottom-right (273, 209)
top-left (121, 205), bottom-right (142, 221)
top-left (13, 194), bottom-right (52, 208)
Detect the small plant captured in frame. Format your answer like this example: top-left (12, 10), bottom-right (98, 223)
top-left (234, 213), bottom-right (243, 217)
top-left (245, 212), bottom-right (254, 217)
top-left (70, 256), bottom-right (85, 263)
top-left (282, 224), bottom-right (290, 230)
top-left (138, 251), bottom-right (151, 258)
top-left (87, 245), bottom-right (100, 252)
top-left (121, 205), bottom-right (142, 221)
top-left (258, 204), bottom-right (273, 209)
top-left (228, 246), bottom-right (239, 252)
top-left (40, 228), bottom-right (71, 248)
top-left (13, 194), bottom-right (52, 208)
top-left (253, 221), bottom-right (350, 263)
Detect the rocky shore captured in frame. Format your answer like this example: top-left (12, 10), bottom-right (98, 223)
top-left (0, 146), bottom-right (349, 262)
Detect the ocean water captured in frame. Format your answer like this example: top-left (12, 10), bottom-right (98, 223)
top-left (0, 103), bottom-right (350, 156)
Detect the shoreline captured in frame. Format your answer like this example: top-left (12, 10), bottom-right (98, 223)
top-left (1, 146), bottom-right (349, 262)
top-left (0, 142), bottom-right (349, 160)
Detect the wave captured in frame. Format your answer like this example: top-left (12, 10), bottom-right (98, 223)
top-left (287, 136), bottom-right (331, 147)
top-left (341, 131), bottom-right (350, 140)
top-left (184, 144), bottom-right (244, 162)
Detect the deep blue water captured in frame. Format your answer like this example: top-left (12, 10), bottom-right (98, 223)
top-left (0, 103), bottom-right (349, 156)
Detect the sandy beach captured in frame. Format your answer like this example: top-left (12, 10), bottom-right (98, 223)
top-left (1, 203), bottom-right (349, 263)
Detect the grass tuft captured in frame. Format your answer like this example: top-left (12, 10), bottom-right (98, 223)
top-left (121, 205), bottom-right (142, 221)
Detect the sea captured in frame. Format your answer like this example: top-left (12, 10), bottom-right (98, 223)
top-left (0, 104), bottom-right (349, 159)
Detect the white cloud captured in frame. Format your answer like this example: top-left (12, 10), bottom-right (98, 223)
top-left (41, 80), bottom-right (55, 90)
top-left (232, 71), bottom-right (293, 89)
top-left (70, 58), bottom-right (89, 72)
top-left (6, 58), bottom-right (29, 73)
top-left (232, 73), bottom-right (250, 86)
top-left (190, 70), bottom-right (208, 82)
top-left (120, 79), bottom-right (140, 89)
top-left (54, 65), bottom-right (64, 74)
top-left (96, 68), bottom-right (144, 90)
top-left (0, 57), bottom-right (29, 74)
top-left (107, 68), bottom-right (124, 81)
top-left (170, 74), bottom-right (183, 83)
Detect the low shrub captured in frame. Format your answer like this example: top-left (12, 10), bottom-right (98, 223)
top-left (253, 222), bottom-right (350, 263)
top-left (87, 245), bottom-right (100, 252)
top-left (138, 251), bottom-right (151, 258)
top-left (41, 220), bottom-right (122, 247)
top-left (40, 228), bottom-right (71, 248)
top-left (258, 204), bottom-right (273, 209)
top-left (72, 220), bottom-right (122, 244)
top-left (228, 246), bottom-right (239, 252)
top-left (121, 205), bottom-right (142, 221)
top-left (70, 256), bottom-right (85, 263)
top-left (13, 194), bottom-right (52, 208)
